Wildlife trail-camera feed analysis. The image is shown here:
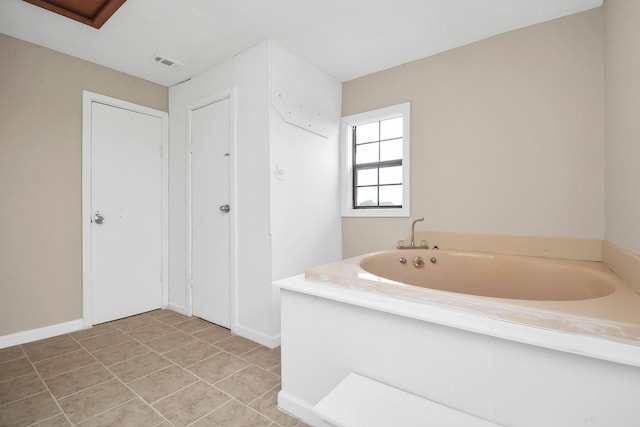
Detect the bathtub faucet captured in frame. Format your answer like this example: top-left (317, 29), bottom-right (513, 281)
top-left (398, 217), bottom-right (427, 249)
top-left (410, 217), bottom-right (425, 247)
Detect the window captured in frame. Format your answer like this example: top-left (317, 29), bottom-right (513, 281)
top-left (341, 102), bottom-right (410, 217)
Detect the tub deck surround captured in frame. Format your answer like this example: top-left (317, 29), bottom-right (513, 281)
top-left (276, 249), bottom-right (640, 426)
top-left (293, 249), bottom-right (640, 365)
top-left (602, 240), bottom-right (640, 293)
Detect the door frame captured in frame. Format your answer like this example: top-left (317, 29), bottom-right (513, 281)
top-left (81, 90), bottom-right (169, 328)
top-left (186, 87), bottom-right (237, 331)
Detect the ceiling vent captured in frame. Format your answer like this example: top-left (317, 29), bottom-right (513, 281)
top-left (152, 55), bottom-right (184, 70)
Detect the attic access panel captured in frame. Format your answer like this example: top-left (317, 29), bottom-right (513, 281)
top-left (23, 0), bottom-right (126, 29)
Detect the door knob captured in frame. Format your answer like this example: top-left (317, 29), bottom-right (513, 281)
top-left (93, 212), bottom-right (105, 224)
top-left (219, 204), bottom-right (230, 213)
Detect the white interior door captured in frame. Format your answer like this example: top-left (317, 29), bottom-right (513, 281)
top-left (190, 97), bottom-right (232, 328)
top-left (89, 100), bottom-right (164, 324)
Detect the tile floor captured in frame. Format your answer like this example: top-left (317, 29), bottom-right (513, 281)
top-left (0, 310), bottom-right (308, 427)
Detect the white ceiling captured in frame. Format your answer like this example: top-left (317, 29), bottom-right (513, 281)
top-left (0, 0), bottom-right (603, 87)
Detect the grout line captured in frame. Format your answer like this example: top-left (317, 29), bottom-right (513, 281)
top-left (87, 342), bottom-right (148, 367)
top-left (23, 346), bottom-right (83, 365)
top-left (191, 332), bottom-right (231, 347)
top-left (0, 369), bottom-right (40, 387)
top-left (183, 397), bottom-right (233, 427)
top-left (35, 357), bottom-right (101, 382)
top-left (247, 383), bottom-right (281, 407)
top-left (71, 325), bottom-right (118, 342)
top-left (65, 321), bottom-right (172, 425)
top-left (25, 412), bottom-right (68, 427)
top-left (181, 348), bottom-right (224, 369)
top-left (72, 396), bottom-right (138, 425)
top-left (53, 377), bottom-right (116, 401)
top-left (78, 329), bottom-right (172, 425)
top-left (0, 349), bottom-right (27, 365)
top-left (146, 376), bottom-right (201, 406)
top-left (20, 339), bottom-right (75, 427)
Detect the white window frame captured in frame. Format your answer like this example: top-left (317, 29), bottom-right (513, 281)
top-left (341, 102), bottom-right (411, 217)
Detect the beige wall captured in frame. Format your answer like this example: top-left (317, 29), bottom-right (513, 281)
top-left (0, 34), bottom-right (167, 336)
top-left (604, 0), bottom-right (640, 257)
top-left (342, 9), bottom-right (605, 258)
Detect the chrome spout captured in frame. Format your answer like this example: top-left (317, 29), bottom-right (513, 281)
top-left (410, 217), bottom-right (424, 248)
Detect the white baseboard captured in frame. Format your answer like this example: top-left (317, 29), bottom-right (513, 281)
top-left (233, 323), bottom-right (281, 349)
top-left (278, 389), bottom-right (324, 426)
top-left (0, 319), bottom-right (84, 349)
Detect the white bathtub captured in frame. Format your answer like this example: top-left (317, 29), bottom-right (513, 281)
top-left (275, 249), bottom-right (640, 426)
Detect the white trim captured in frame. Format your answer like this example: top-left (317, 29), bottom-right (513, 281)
top-left (277, 390), bottom-right (324, 427)
top-left (0, 319), bottom-right (83, 349)
top-left (234, 322), bottom-right (281, 349)
top-left (341, 102), bottom-right (411, 217)
top-left (185, 87), bottom-right (238, 332)
top-left (82, 91), bottom-right (169, 328)
top-left (311, 373), bottom-right (501, 427)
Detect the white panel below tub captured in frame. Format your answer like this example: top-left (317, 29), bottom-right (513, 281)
top-left (278, 287), bottom-right (640, 427)
top-left (312, 372), bottom-right (501, 427)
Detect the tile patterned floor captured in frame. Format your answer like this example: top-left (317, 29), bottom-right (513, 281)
top-left (0, 310), bottom-right (308, 427)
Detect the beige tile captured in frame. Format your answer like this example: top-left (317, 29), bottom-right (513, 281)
top-left (0, 345), bottom-right (25, 363)
top-left (270, 364), bottom-right (281, 376)
top-left (250, 386), bottom-right (299, 427)
top-left (147, 309), bottom-right (191, 325)
top-left (0, 357), bottom-right (34, 382)
top-left (188, 351), bottom-right (248, 384)
top-left (110, 352), bottom-right (171, 383)
top-left (128, 365), bottom-right (198, 404)
top-left (32, 413), bottom-right (72, 426)
top-left (91, 340), bottom-right (148, 366)
top-left (22, 335), bottom-right (81, 362)
top-left (58, 379), bottom-right (134, 424)
top-left (144, 331), bottom-right (195, 354)
top-left (193, 400), bottom-right (271, 427)
top-left (164, 341), bottom-right (220, 367)
top-left (79, 330), bottom-right (132, 353)
top-left (127, 322), bottom-right (176, 343)
top-left (45, 363), bottom-right (113, 398)
top-left (241, 346), bottom-right (281, 370)
top-left (153, 381), bottom-right (230, 427)
top-left (110, 314), bottom-right (155, 332)
top-left (0, 372), bottom-right (46, 405)
top-left (34, 349), bottom-right (96, 378)
top-left (216, 365), bottom-right (280, 404)
top-left (70, 323), bottom-right (117, 341)
top-left (0, 391), bottom-right (60, 427)
top-left (192, 324), bottom-right (232, 344)
top-left (77, 398), bottom-right (163, 427)
top-left (217, 335), bottom-right (261, 356)
top-left (173, 318), bottom-right (212, 334)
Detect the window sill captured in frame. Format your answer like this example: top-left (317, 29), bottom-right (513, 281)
top-left (341, 206), bottom-right (410, 218)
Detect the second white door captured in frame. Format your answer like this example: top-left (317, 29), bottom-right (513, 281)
top-left (190, 97), bottom-right (232, 327)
